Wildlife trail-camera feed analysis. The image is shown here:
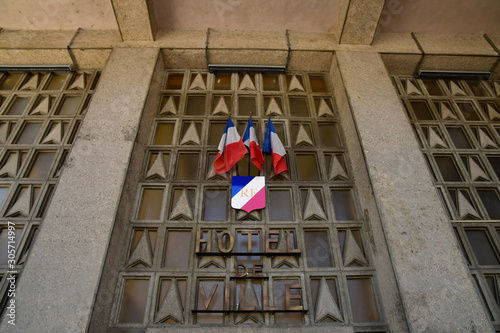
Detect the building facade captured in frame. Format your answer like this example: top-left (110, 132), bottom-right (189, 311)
top-left (0, 1), bottom-right (499, 332)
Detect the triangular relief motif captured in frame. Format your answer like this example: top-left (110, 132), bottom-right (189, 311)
top-left (457, 191), bottom-right (481, 219)
top-left (494, 81), bottom-right (500, 97)
top-left (288, 75), bottom-right (305, 92)
top-left (146, 152), bottom-right (167, 180)
top-left (155, 278), bottom-right (185, 324)
top-left (21, 74), bottom-right (39, 90)
top-left (303, 189), bottom-right (327, 220)
top-left (41, 122), bottom-right (63, 144)
top-left (236, 209), bottom-right (261, 221)
top-left (315, 277), bottom-right (343, 322)
top-left (235, 280), bottom-right (263, 324)
top-left (198, 231), bottom-right (225, 268)
top-left (486, 103), bottom-right (500, 121)
top-left (180, 122), bottom-right (201, 145)
top-left (69, 74), bottom-right (86, 90)
top-left (440, 102), bottom-right (457, 120)
top-left (127, 230), bottom-right (153, 267)
top-left (269, 166), bottom-right (290, 181)
top-left (428, 128), bottom-right (447, 148)
top-left (295, 125), bottom-right (313, 146)
top-left (31, 96), bottom-right (50, 115)
top-left (406, 80), bottom-right (421, 95)
top-left (343, 230), bottom-right (368, 266)
top-left (239, 74), bottom-right (256, 91)
top-left (0, 152), bottom-right (20, 178)
top-left (450, 81), bottom-right (466, 96)
top-left (189, 73), bottom-right (206, 90)
top-left (468, 157), bottom-right (489, 181)
top-left (160, 96), bottom-right (177, 116)
top-left (6, 186), bottom-right (31, 217)
top-left (317, 99), bottom-right (334, 117)
top-left (266, 97), bottom-right (283, 116)
top-left (329, 155), bottom-right (348, 181)
top-left (272, 230), bottom-right (298, 268)
top-left (170, 189), bottom-right (193, 220)
top-left (212, 97), bottom-right (230, 116)
top-left (478, 128), bottom-right (498, 148)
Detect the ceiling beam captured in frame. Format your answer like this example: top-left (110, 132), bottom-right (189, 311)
top-left (111, 0), bottom-right (157, 41)
top-left (336, 0), bottom-right (385, 45)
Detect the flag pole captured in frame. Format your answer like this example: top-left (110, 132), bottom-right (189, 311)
top-left (248, 111), bottom-right (252, 176)
top-left (230, 110), bottom-right (239, 177)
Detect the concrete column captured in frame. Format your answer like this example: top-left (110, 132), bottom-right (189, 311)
top-left (336, 0), bottom-right (385, 45)
top-left (335, 51), bottom-right (494, 332)
top-left (111, 0), bottom-right (157, 41)
top-left (0, 47), bottom-right (160, 332)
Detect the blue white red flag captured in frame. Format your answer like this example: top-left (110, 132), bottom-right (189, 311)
top-left (263, 117), bottom-right (288, 174)
top-left (242, 116), bottom-right (264, 170)
top-left (214, 117), bottom-right (247, 174)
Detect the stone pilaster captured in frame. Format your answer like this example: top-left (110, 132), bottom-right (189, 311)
top-left (335, 51), bottom-right (494, 333)
top-left (0, 47), bottom-right (160, 333)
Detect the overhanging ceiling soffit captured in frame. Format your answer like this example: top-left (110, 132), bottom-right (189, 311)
top-left (0, 27), bottom-right (499, 77)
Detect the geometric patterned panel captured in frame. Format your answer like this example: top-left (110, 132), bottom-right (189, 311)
top-left (108, 71), bottom-right (388, 331)
top-left (395, 76), bottom-right (500, 329)
top-left (0, 71), bottom-right (99, 313)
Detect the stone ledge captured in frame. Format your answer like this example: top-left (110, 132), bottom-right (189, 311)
top-left (2, 29), bottom-right (500, 74)
top-left (0, 48), bottom-right (73, 65)
top-left (71, 49), bottom-right (112, 69)
top-left (381, 53), bottom-right (422, 75)
top-left (1, 30), bottom-right (498, 56)
top-left (71, 29), bottom-right (122, 49)
top-left (415, 34), bottom-right (497, 56)
top-left (420, 54), bottom-right (497, 72)
top-left (0, 29), bottom-right (75, 48)
top-left (208, 29), bottom-right (288, 50)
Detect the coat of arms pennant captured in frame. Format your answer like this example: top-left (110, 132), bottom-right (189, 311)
top-left (231, 176), bottom-right (266, 213)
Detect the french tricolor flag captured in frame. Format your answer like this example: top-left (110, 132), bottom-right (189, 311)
top-left (214, 117), bottom-right (247, 174)
top-left (263, 117), bottom-right (288, 174)
top-left (242, 116), bottom-right (264, 170)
